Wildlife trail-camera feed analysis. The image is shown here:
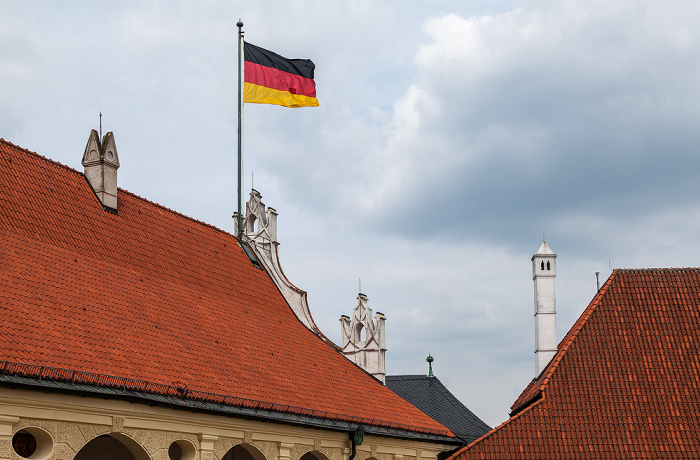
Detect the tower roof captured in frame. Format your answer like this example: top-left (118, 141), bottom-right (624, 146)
top-left (535, 241), bottom-right (555, 255)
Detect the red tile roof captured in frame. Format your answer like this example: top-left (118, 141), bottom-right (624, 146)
top-left (0, 138), bottom-right (452, 438)
top-left (450, 268), bottom-right (700, 458)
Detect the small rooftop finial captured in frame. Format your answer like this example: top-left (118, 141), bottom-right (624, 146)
top-left (99, 112), bottom-right (102, 139)
top-left (427, 354), bottom-right (434, 378)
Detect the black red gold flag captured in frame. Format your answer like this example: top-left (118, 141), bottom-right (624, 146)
top-left (243, 42), bottom-right (318, 108)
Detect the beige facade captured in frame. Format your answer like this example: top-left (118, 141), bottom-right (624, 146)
top-left (0, 388), bottom-right (452, 460)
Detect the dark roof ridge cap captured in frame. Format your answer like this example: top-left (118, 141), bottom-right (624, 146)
top-left (117, 187), bottom-right (238, 240)
top-left (615, 267), bottom-right (700, 272)
top-left (448, 394), bottom-right (546, 459)
top-left (386, 374), bottom-right (435, 380)
top-left (425, 377), bottom-right (491, 433)
top-left (509, 270), bottom-right (618, 415)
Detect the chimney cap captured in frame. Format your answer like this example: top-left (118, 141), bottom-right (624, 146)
top-left (536, 241), bottom-right (555, 255)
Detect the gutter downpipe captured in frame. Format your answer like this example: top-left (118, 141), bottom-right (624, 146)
top-left (349, 425), bottom-right (364, 460)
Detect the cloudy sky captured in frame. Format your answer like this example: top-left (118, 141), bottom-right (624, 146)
top-left (3, 0), bottom-right (700, 427)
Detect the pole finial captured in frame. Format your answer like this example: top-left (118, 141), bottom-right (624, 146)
top-left (427, 354), bottom-right (434, 378)
top-left (99, 111), bottom-right (102, 139)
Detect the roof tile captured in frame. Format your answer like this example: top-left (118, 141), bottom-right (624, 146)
top-left (0, 139), bottom-right (452, 437)
top-left (451, 268), bottom-right (700, 458)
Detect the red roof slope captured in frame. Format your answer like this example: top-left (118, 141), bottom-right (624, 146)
top-left (450, 268), bottom-right (700, 458)
top-left (0, 139), bottom-right (451, 437)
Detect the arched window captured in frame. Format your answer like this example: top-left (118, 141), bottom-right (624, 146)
top-left (540, 261), bottom-right (544, 270)
top-left (546, 261), bottom-right (550, 270)
top-left (222, 443), bottom-right (267, 460)
top-left (300, 451), bottom-right (330, 460)
top-left (74, 433), bottom-right (150, 460)
top-left (247, 215), bottom-right (257, 234)
top-left (354, 323), bottom-right (366, 343)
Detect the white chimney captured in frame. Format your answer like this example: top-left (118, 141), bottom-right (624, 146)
top-left (532, 241), bottom-right (557, 376)
top-left (82, 129), bottom-right (120, 211)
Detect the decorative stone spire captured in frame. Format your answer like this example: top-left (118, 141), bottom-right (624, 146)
top-left (532, 241), bottom-right (557, 376)
top-left (340, 293), bottom-right (387, 383)
top-left (236, 189), bottom-right (278, 255)
top-left (81, 129), bottom-right (120, 211)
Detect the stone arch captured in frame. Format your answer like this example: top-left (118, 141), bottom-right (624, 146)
top-left (351, 451), bottom-right (371, 460)
top-left (73, 432), bottom-right (151, 460)
top-left (299, 450), bottom-right (330, 460)
top-left (222, 443), bottom-right (268, 460)
top-left (355, 323), bottom-right (365, 343)
top-left (247, 214), bottom-right (258, 233)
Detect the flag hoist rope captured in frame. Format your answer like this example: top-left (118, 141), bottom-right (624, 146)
top-left (236, 20), bottom-right (244, 238)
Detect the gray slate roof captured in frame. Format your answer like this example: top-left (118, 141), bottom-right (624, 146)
top-left (386, 375), bottom-right (491, 445)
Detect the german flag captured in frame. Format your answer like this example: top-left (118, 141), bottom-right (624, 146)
top-left (243, 42), bottom-right (318, 108)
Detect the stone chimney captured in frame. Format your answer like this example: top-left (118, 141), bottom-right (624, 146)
top-left (532, 241), bottom-right (557, 376)
top-left (340, 294), bottom-right (387, 383)
top-left (82, 129), bottom-right (120, 211)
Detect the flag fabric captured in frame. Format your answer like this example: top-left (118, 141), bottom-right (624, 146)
top-left (243, 42), bottom-right (318, 108)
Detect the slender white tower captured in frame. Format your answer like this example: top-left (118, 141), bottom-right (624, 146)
top-left (532, 241), bottom-right (557, 376)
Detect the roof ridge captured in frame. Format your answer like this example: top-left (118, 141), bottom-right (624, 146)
top-left (509, 270), bottom-right (618, 415)
top-left (0, 138), bottom-right (82, 175)
top-left (449, 393), bottom-right (546, 459)
top-left (615, 267), bottom-right (700, 272)
top-left (118, 187), bottom-right (237, 239)
top-left (431, 377), bottom-right (490, 431)
top-left (386, 374), bottom-right (429, 380)
top-left (0, 138), bottom-right (238, 240)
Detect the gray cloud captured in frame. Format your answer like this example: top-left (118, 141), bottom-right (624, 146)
top-left (3, 0), bottom-right (700, 428)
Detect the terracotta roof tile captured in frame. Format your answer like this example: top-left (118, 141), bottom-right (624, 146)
top-left (450, 268), bottom-right (700, 458)
top-left (0, 139), bottom-right (452, 437)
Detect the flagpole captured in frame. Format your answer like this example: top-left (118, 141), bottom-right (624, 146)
top-left (236, 20), bottom-right (244, 238)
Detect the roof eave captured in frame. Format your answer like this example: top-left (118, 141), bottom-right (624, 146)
top-left (0, 374), bottom-right (458, 444)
